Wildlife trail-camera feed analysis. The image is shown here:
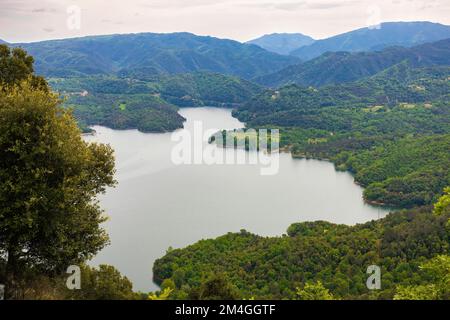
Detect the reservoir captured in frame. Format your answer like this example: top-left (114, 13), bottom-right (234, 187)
top-left (84, 107), bottom-right (389, 292)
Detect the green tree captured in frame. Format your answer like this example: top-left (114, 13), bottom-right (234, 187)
top-left (434, 187), bottom-right (450, 229)
top-left (0, 82), bottom-right (116, 299)
top-left (148, 287), bottom-right (173, 300)
top-left (0, 44), bottom-right (48, 91)
top-left (434, 187), bottom-right (450, 216)
top-left (66, 265), bottom-right (136, 300)
top-left (192, 274), bottom-right (240, 300)
top-left (161, 278), bottom-right (176, 291)
top-left (394, 255), bottom-right (450, 300)
top-left (393, 284), bottom-right (439, 300)
top-left (296, 281), bottom-right (335, 300)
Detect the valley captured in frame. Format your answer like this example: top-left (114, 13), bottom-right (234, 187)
top-left (84, 107), bottom-right (388, 292)
top-left (1, 18), bottom-right (449, 301)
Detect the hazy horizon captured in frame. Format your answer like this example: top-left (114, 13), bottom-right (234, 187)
top-left (2, 20), bottom-right (450, 44)
top-left (1, 0), bottom-right (450, 43)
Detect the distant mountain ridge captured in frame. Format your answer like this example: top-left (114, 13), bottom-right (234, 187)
top-left (256, 38), bottom-right (450, 87)
top-left (290, 21), bottom-right (450, 60)
top-left (246, 33), bottom-right (315, 55)
top-left (5, 21), bottom-right (450, 87)
top-left (13, 32), bottom-right (299, 80)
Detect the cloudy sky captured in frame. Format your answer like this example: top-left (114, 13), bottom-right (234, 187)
top-left (1, 0), bottom-right (449, 43)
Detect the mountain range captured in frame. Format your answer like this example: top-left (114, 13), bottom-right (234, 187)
top-left (14, 33), bottom-right (299, 80)
top-left (5, 21), bottom-right (450, 84)
top-left (246, 33), bottom-right (315, 55)
top-left (255, 38), bottom-right (450, 87)
top-left (290, 21), bottom-right (450, 60)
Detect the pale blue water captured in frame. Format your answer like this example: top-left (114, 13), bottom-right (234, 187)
top-left (84, 107), bottom-right (389, 292)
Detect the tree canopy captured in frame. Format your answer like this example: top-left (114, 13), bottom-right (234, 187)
top-left (0, 45), bottom-right (116, 299)
top-left (0, 44), bottom-right (48, 91)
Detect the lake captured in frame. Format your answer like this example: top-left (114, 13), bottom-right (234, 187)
top-left (84, 107), bottom-right (389, 292)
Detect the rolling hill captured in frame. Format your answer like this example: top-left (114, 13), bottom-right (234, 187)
top-left (290, 21), bottom-right (450, 60)
top-left (14, 32), bottom-right (300, 80)
top-left (256, 38), bottom-right (450, 87)
top-left (234, 63), bottom-right (450, 207)
top-left (49, 71), bottom-right (263, 132)
top-left (246, 33), bottom-right (315, 55)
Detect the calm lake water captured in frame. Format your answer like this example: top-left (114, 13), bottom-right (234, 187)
top-left (84, 107), bottom-right (389, 292)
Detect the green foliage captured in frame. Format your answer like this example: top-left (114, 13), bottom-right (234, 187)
top-left (154, 208), bottom-right (450, 299)
top-left (394, 255), bottom-right (450, 300)
top-left (257, 38), bottom-right (450, 87)
top-left (289, 134), bottom-right (450, 208)
top-left (0, 82), bottom-right (116, 299)
top-left (290, 22), bottom-right (450, 60)
top-left (239, 64), bottom-right (450, 132)
top-left (394, 284), bottom-right (440, 300)
top-left (148, 287), bottom-right (173, 300)
top-left (161, 278), bottom-right (176, 291)
top-left (157, 72), bottom-right (263, 107)
top-left (19, 32), bottom-right (299, 79)
top-left (236, 64), bottom-right (450, 207)
top-left (189, 274), bottom-right (241, 300)
top-left (0, 44), bottom-right (48, 91)
top-left (48, 72), bottom-right (262, 133)
top-left (66, 265), bottom-right (137, 300)
top-left (287, 221), bottom-right (348, 237)
top-left (434, 187), bottom-right (450, 216)
top-left (296, 281), bottom-right (335, 300)
top-left (345, 135), bottom-right (449, 207)
top-left (3, 31), bottom-right (449, 302)
top-left (68, 93), bottom-right (186, 133)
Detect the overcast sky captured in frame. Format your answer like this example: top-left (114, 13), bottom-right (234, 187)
top-left (1, 0), bottom-right (449, 43)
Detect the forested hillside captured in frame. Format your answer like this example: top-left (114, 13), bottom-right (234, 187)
top-left (240, 64), bottom-right (450, 130)
top-left (2, 18), bottom-right (449, 302)
top-left (153, 53), bottom-right (450, 300)
top-left (154, 204), bottom-right (449, 299)
top-left (234, 63), bottom-right (450, 207)
top-left (49, 72), bottom-right (263, 132)
top-left (290, 21), bottom-right (450, 60)
top-left (15, 33), bottom-right (299, 79)
top-left (256, 39), bottom-right (450, 87)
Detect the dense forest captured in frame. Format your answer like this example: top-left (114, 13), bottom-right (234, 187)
top-left (290, 21), bottom-right (450, 60)
top-left (153, 200), bottom-right (449, 299)
top-left (231, 62), bottom-right (450, 207)
top-left (68, 94), bottom-right (186, 133)
top-left (49, 72), bottom-right (263, 133)
top-left (256, 38), bottom-right (450, 87)
top-left (152, 40), bottom-right (450, 300)
top-left (15, 32), bottom-right (298, 79)
top-left (1, 21), bottom-right (449, 301)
